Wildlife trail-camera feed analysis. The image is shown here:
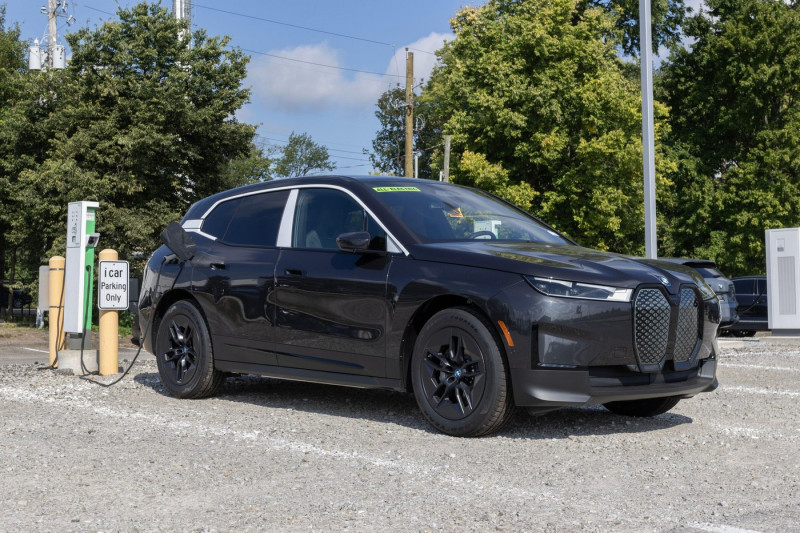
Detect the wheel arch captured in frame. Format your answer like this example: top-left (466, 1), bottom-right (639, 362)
top-left (149, 289), bottom-right (201, 351)
top-left (400, 295), bottom-right (508, 393)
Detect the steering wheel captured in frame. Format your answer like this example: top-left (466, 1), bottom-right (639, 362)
top-left (468, 231), bottom-right (497, 240)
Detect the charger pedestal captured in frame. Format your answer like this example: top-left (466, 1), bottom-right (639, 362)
top-left (57, 332), bottom-right (98, 374)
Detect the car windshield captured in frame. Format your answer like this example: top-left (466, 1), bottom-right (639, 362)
top-left (367, 181), bottom-right (569, 244)
top-left (693, 267), bottom-right (724, 278)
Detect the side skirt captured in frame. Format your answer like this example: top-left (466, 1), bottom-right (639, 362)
top-left (215, 360), bottom-right (404, 392)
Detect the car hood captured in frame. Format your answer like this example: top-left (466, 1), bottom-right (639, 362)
top-left (408, 241), bottom-right (701, 295)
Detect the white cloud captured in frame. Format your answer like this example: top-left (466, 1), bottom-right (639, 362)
top-left (246, 32), bottom-right (452, 113)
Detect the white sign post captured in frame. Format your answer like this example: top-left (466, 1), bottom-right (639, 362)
top-left (98, 260), bottom-right (129, 311)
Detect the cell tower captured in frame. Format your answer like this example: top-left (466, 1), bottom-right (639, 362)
top-left (173, 0), bottom-right (191, 22)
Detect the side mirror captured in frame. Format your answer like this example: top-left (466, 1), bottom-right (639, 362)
top-left (161, 222), bottom-right (196, 262)
top-left (336, 231), bottom-right (372, 253)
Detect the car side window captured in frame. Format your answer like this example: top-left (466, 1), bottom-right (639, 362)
top-left (202, 197), bottom-right (242, 239)
top-left (292, 188), bottom-right (386, 251)
top-left (203, 190), bottom-right (290, 247)
top-left (756, 278), bottom-right (767, 295)
top-left (734, 279), bottom-right (754, 294)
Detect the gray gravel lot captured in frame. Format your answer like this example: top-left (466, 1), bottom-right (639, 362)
top-left (1, 336), bottom-right (799, 532)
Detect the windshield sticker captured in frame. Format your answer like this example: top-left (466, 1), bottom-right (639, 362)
top-left (373, 186), bottom-right (421, 193)
top-left (448, 207), bottom-right (464, 218)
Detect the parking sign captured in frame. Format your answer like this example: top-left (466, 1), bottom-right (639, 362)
top-left (98, 260), bottom-right (129, 311)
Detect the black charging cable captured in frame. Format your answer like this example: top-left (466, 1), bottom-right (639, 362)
top-left (79, 257), bottom-right (169, 388)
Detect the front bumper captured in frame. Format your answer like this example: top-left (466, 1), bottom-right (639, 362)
top-left (512, 357), bottom-right (718, 410)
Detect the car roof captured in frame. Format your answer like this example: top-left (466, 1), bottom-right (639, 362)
top-left (182, 175), bottom-right (425, 221)
top-left (658, 257), bottom-right (718, 268)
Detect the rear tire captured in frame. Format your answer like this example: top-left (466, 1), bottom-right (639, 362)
top-left (155, 300), bottom-right (224, 399)
top-left (603, 396), bottom-right (680, 417)
top-left (411, 307), bottom-right (514, 437)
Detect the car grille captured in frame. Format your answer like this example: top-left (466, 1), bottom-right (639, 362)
top-left (674, 289), bottom-right (700, 362)
top-left (633, 287), bottom-right (701, 368)
top-left (634, 289), bottom-right (671, 365)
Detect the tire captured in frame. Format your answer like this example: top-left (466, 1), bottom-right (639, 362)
top-left (155, 300), bottom-right (224, 399)
top-left (411, 307), bottom-right (514, 437)
top-left (603, 396), bottom-right (681, 417)
top-left (12, 297), bottom-right (22, 308)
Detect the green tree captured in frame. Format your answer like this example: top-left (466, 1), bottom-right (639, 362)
top-left (0, 4), bottom-right (28, 283)
top-left (274, 131), bottom-right (335, 177)
top-left (2, 2), bottom-right (254, 274)
top-left (369, 85), bottom-right (441, 179)
top-left (660, 0), bottom-right (800, 275)
top-left (422, 0), bottom-right (674, 253)
top-left (586, 0), bottom-right (689, 56)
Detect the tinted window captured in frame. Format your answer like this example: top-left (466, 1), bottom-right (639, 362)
top-left (202, 197), bottom-right (242, 238)
top-left (756, 278), bottom-right (767, 294)
top-left (694, 267), bottom-right (723, 278)
top-left (218, 190), bottom-right (289, 247)
top-left (292, 188), bottom-right (386, 251)
top-left (734, 279), bottom-right (753, 294)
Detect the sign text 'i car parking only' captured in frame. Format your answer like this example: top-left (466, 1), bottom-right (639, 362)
top-left (98, 260), bottom-right (129, 310)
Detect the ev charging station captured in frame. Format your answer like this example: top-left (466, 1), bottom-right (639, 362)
top-left (63, 201), bottom-right (100, 348)
top-left (766, 228), bottom-right (800, 335)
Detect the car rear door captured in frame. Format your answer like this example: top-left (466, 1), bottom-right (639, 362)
top-left (191, 189), bottom-right (290, 366)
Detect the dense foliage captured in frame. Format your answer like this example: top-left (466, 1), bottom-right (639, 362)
top-left (0, 2), bottom-right (255, 278)
top-left (660, 0), bottom-right (800, 275)
top-left (420, 0), bottom-right (675, 253)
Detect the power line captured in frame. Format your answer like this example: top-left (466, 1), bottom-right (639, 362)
top-left (193, 3), bottom-right (438, 56)
top-left (242, 48), bottom-right (400, 79)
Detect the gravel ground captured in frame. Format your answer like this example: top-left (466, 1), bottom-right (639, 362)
top-left (1, 335), bottom-right (799, 532)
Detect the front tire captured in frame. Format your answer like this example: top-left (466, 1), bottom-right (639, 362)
top-left (411, 307), bottom-right (514, 437)
top-left (603, 396), bottom-right (680, 417)
top-left (155, 300), bottom-right (224, 399)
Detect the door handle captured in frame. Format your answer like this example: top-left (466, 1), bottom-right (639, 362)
top-left (284, 268), bottom-right (304, 276)
top-left (211, 262), bottom-right (226, 270)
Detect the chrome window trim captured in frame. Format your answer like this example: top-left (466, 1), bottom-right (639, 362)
top-left (192, 183), bottom-right (408, 256)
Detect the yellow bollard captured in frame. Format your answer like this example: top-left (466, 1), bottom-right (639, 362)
top-left (48, 256), bottom-right (66, 367)
top-left (98, 249), bottom-right (119, 376)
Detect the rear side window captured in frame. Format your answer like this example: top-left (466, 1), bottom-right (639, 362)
top-left (203, 190), bottom-right (290, 247)
top-left (202, 197), bottom-right (242, 239)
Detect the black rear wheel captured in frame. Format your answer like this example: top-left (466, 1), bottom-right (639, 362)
top-left (156, 300), bottom-right (223, 399)
top-left (603, 396), bottom-right (680, 417)
top-left (411, 307), bottom-right (513, 437)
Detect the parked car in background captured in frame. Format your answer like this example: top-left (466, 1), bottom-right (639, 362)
top-left (0, 284), bottom-right (33, 308)
top-left (725, 276), bottom-right (768, 337)
top-left (139, 175), bottom-right (720, 437)
top-left (658, 258), bottom-right (738, 329)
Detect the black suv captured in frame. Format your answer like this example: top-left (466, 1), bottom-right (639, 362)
top-left (726, 276), bottom-right (768, 337)
top-left (139, 175), bottom-right (720, 437)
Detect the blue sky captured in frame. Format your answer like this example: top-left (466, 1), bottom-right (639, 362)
top-left (6, 0), bottom-right (480, 172)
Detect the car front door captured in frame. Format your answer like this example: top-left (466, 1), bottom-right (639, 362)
top-left (271, 187), bottom-right (392, 377)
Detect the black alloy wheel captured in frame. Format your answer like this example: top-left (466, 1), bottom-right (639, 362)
top-left (411, 307), bottom-right (513, 437)
top-left (155, 300), bottom-right (223, 399)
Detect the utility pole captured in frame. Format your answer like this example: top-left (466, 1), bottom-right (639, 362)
top-left (639, 0), bottom-right (657, 258)
top-left (404, 50), bottom-right (414, 178)
top-left (47, 0), bottom-right (57, 69)
top-left (442, 135), bottom-right (451, 183)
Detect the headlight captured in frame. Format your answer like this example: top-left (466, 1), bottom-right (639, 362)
top-left (525, 276), bottom-right (633, 302)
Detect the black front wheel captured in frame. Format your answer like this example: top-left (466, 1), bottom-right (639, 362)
top-left (155, 300), bottom-right (223, 399)
top-left (603, 396), bottom-right (681, 417)
top-left (411, 307), bottom-right (513, 437)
